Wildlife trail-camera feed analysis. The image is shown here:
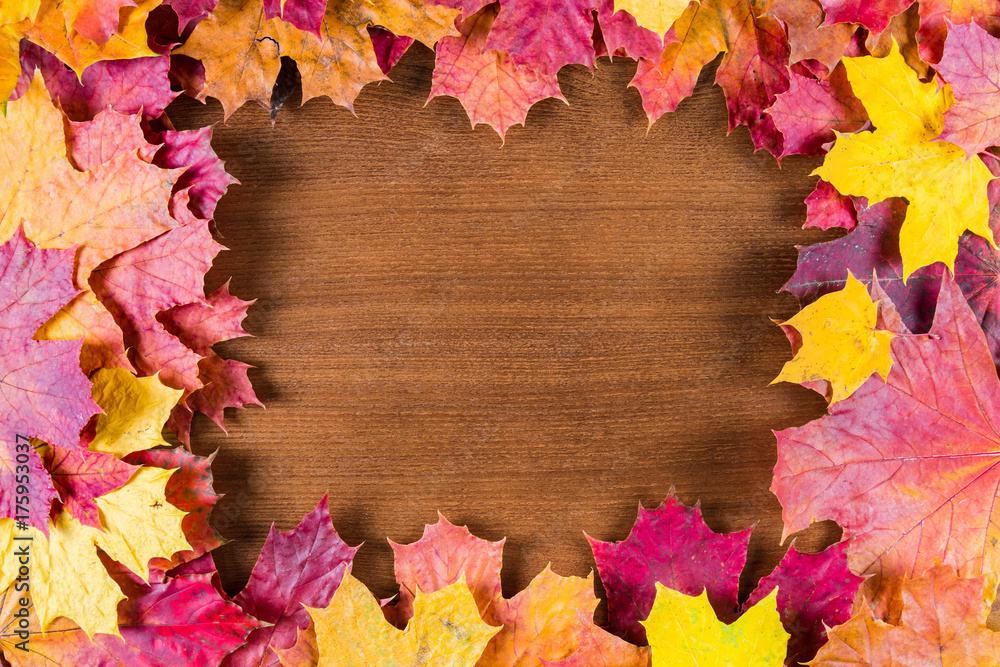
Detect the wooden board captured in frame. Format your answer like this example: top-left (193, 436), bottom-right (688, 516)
top-left (168, 43), bottom-right (841, 607)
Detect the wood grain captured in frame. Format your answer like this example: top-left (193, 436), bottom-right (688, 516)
top-left (167, 44), bottom-right (842, 607)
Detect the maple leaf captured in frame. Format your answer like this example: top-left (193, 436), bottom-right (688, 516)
top-left (90, 466), bottom-right (192, 582)
top-left (817, 0), bottom-right (912, 33)
top-left (88, 369), bottom-right (183, 458)
top-left (595, 0), bottom-right (664, 61)
top-left (225, 495), bottom-right (358, 667)
top-left (275, 620), bottom-right (321, 667)
top-left (588, 491), bottom-right (752, 645)
top-left (164, 0), bottom-right (221, 31)
top-left (177, 0), bottom-right (457, 119)
top-left (36, 291), bottom-right (134, 376)
top-left (369, 26), bottom-right (415, 73)
top-left (766, 0), bottom-right (858, 70)
top-left (476, 567), bottom-right (621, 666)
top-left (772, 274), bottom-right (1000, 619)
top-left (1, 72), bottom-right (181, 287)
top-left (811, 566), bottom-right (1000, 666)
top-left (783, 186), bottom-right (1000, 369)
top-left (0, 440), bottom-right (57, 535)
top-left (0, 229), bottom-right (98, 452)
top-left (935, 21), bottom-right (1000, 157)
top-left (429, 4), bottom-right (566, 141)
top-left (0, 1), bottom-right (37, 103)
top-left (150, 127), bottom-right (239, 220)
top-left (387, 512), bottom-right (504, 628)
top-left (539, 617), bottom-right (651, 666)
top-left (17, 44), bottom-right (175, 121)
top-left (802, 179), bottom-right (858, 231)
top-left (916, 0), bottom-right (1000, 64)
top-left (42, 445), bottom-right (137, 529)
top-left (23, 0), bottom-right (161, 77)
top-left (746, 542), bottom-right (863, 665)
top-left (642, 585), bottom-right (787, 665)
top-left (0, 515), bottom-right (124, 638)
top-left (813, 42), bottom-right (995, 279)
top-left (767, 65), bottom-right (868, 159)
top-left (630, 0), bottom-right (790, 153)
top-left (483, 0), bottom-right (598, 77)
top-left (91, 214), bottom-right (222, 395)
top-left (0, 573), bottom-right (261, 666)
top-left (772, 272), bottom-right (896, 404)
top-left (865, 3), bottom-right (932, 80)
top-left (124, 446), bottom-right (226, 570)
top-left (610, 0), bottom-right (692, 36)
top-left (306, 571), bottom-right (499, 666)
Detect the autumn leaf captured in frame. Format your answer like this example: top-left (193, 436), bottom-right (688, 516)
top-left (935, 21), bottom-right (1000, 156)
top-left (37, 293), bottom-right (133, 377)
top-left (588, 491), bottom-right (752, 645)
top-left (745, 542), bottom-right (863, 665)
top-left (91, 467), bottom-right (191, 582)
top-left (1, 72), bottom-right (181, 286)
top-left (595, 0), bottom-right (664, 61)
top-left (540, 617), bottom-right (651, 666)
top-left (369, 25), bottom-right (416, 73)
top-left (387, 512), bottom-right (504, 627)
top-left (772, 272), bottom-right (896, 404)
top-left (88, 369), bottom-right (183, 458)
top-left (42, 445), bottom-right (137, 529)
top-left (611, 0), bottom-right (691, 36)
top-left (772, 274), bottom-right (1000, 620)
top-left (483, 0), bottom-right (598, 77)
top-left (915, 0), bottom-right (1000, 64)
top-left (429, 4), bottom-right (566, 141)
top-left (91, 214), bottom-right (222, 395)
top-left (643, 585), bottom-right (787, 666)
top-left (630, 0), bottom-right (790, 153)
top-left (226, 495), bottom-right (358, 667)
top-left (0, 472), bottom-right (189, 641)
top-left (0, 229), bottom-right (98, 452)
top-left (766, 0), bottom-right (857, 70)
top-left (0, 0), bottom-right (37, 103)
top-left (0, 514), bottom-right (125, 638)
top-left (124, 446), bottom-right (226, 571)
top-left (767, 65), bottom-right (868, 159)
top-left (0, 440), bottom-right (57, 535)
top-left (783, 187), bottom-right (1000, 369)
top-left (177, 0), bottom-right (457, 119)
top-left (811, 566), bottom-right (1000, 666)
top-left (817, 0), bottom-right (912, 33)
top-left (0, 573), bottom-right (261, 666)
top-left (802, 179), bottom-right (858, 231)
top-left (23, 0), bottom-right (161, 78)
top-left (813, 41), bottom-right (995, 279)
top-left (306, 571), bottom-right (499, 666)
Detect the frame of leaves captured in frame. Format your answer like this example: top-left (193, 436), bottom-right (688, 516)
top-left (2, 0), bottom-right (1000, 665)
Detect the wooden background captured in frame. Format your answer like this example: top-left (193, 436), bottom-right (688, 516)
top-left (167, 44), bottom-right (842, 608)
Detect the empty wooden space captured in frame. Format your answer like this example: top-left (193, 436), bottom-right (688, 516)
top-left (168, 44), bottom-right (838, 604)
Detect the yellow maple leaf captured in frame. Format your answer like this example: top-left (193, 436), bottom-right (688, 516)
top-left (0, 72), bottom-right (180, 286)
top-left (91, 467), bottom-right (191, 581)
top-left (307, 571), bottom-right (499, 666)
top-left (177, 0), bottom-right (457, 119)
top-left (0, 468), bottom-right (189, 638)
top-left (642, 584), bottom-right (787, 666)
top-left (611, 0), bottom-right (690, 36)
top-left (88, 368), bottom-right (183, 458)
top-left (813, 41), bottom-right (995, 279)
top-left (23, 0), bottom-right (160, 77)
top-left (771, 272), bottom-right (895, 404)
top-left (0, 0), bottom-right (39, 104)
